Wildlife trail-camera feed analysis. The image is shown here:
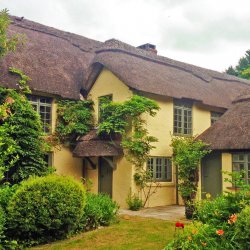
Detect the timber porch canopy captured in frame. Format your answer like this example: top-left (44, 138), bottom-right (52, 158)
top-left (73, 130), bottom-right (123, 167)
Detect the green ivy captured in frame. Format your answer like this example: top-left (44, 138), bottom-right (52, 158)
top-left (55, 99), bottom-right (94, 147)
top-left (98, 95), bottom-right (160, 207)
top-left (171, 136), bottom-right (210, 218)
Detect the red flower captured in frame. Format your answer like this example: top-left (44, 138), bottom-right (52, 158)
top-left (175, 222), bottom-right (184, 228)
top-left (216, 229), bottom-right (224, 236)
top-left (228, 214), bottom-right (237, 224)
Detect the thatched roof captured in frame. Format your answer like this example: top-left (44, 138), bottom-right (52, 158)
top-left (2, 17), bottom-right (250, 108)
top-left (198, 94), bottom-right (250, 150)
top-left (73, 130), bottom-right (122, 157)
top-left (87, 39), bottom-right (250, 109)
top-left (0, 16), bottom-right (102, 100)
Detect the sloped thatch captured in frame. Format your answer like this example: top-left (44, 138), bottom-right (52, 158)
top-left (0, 16), bottom-right (102, 100)
top-left (73, 130), bottom-right (122, 157)
top-left (198, 94), bottom-right (250, 150)
top-left (87, 39), bottom-right (250, 109)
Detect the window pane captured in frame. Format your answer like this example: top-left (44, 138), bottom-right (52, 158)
top-left (28, 95), bottom-right (52, 133)
top-left (173, 100), bottom-right (192, 135)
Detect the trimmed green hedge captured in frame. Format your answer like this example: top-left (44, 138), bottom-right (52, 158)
top-left (6, 175), bottom-right (86, 246)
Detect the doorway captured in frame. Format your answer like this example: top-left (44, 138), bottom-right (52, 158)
top-left (201, 152), bottom-right (222, 199)
top-left (98, 157), bottom-right (113, 197)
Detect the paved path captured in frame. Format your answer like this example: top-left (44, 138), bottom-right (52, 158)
top-left (119, 205), bottom-right (186, 221)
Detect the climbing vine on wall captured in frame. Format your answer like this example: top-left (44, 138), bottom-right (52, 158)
top-left (171, 136), bottom-right (210, 218)
top-left (98, 95), bottom-right (160, 207)
top-left (55, 99), bottom-right (94, 147)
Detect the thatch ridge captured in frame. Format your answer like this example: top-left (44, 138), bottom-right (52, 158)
top-left (87, 39), bottom-right (250, 108)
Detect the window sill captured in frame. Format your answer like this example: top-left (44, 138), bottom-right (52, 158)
top-left (147, 182), bottom-right (175, 187)
top-left (173, 133), bottom-right (192, 137)
top-left (226, 187), bottom-right (242, 191)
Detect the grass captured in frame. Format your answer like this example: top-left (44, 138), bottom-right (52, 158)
top-left (32, 216), bottom-right (176, 250)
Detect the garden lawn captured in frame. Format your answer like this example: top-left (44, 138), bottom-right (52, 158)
top-left (32, 216), bottom-right (175, 250)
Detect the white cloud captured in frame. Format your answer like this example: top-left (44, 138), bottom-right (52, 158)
top-left (1, 0), bottom-right (250, 71)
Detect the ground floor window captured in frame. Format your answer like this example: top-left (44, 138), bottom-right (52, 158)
top-left (232, 153), bottom-right (250, 184)
top-left (147, 157), bottom-right (172, 182)
top-left (44, 153), bottom-right (53, 167)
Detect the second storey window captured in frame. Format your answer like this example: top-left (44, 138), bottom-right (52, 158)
top-left (147, 157), bottom-right (172, 182)
top-left (98, 94), bottom-right (113, 123)
top-left (211, 111), bottom-right (223, 125)
top-left (232, 153), bottom-right (250, 185)
top-left (27, 95), bottom-right (52, 133)
top-left (174, 100), bottom-right (192, 135)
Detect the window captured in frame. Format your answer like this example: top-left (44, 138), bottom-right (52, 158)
top-left (147, 157), bottom-right (172, 182)
top-left (211, 111), bottom-right (222, 125)
top-left (232, 153), bottom-right (250, 184)
top-left (44, 153), bottom-right (53, 167)
top-left (27, 95), bottom-right (52, 133)
top-left (174, 100), bottom-right (192, 135)
top-left (98, 94), bottom-right (113, 123)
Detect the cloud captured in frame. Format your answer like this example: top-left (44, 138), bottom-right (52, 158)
top-left (1, 0), bottom-right (250, 71)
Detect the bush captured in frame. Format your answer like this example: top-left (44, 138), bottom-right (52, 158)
top-left (0, 184), bottom-right (19, 211)
top-left (126, 192), bottom-right (143, 211)
top-left (6, 175), bottom-right (86, 246)
top-left (194, 195), bottom-right (232, 226)
top-left (0, 206), bottom-right (5, 245)
top-left (78, 193), bottom-right (119, 231)
top-left (235, 205), bottom-right (250, 249)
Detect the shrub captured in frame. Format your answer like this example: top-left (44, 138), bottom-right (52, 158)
top-left (0, 184), bottom-right (19, 211)
top-left (235, 205), bottom-right (250, 249)
top-left (6, 175), bottom-right (86, 246)
top-left (0, 206), bottom-right (5, 245)
top-left (126, 192), bottom-right (143, 211)
top-left (165, 221), bottom-right (238, 250)
top-left (194, 195), bottom-right (233, 226)
top-left (79, 193), bottom-right (119, 231)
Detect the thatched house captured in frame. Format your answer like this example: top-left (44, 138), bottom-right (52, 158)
top-left (198, 93), bottom-right (250, 197)
top-left (1, 16), bottom-right (250, 207)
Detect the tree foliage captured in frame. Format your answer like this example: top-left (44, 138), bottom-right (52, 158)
top-left (0, 9), bottom-right (23, 58)
top-left (55, 99), bottom-right (94, 147)
top-left (98, 95), bottom-right (160, 207)
top-left (0, 10), bottom-right (51, 184)
top-left (225, 50), bottom-right (250, 79)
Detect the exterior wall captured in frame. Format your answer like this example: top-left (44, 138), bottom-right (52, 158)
top-left (86, 68), bottom-right (229, 208)
top-left (51, 100), bottom-right (83, 181)
top-left (222, 153), bottom-right (233, 191)
top-left (87, 68), bottom-right (133, 207)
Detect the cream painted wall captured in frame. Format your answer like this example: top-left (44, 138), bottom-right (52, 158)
top-left (84, 68), bottom-right (230, 208)
top-left (222, 153), bottom-right (233, 191)
top-left (88, 68), bottom-right (133, 123)
top-left (193, 103), bottom-right (211, 135)
top-left (87, 68), bottom-right (133, 207)
top-left (51, 100), bottom-right (83, 181)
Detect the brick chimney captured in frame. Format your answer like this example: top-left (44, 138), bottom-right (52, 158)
top-left (137, 43), bottom-right (157, 54)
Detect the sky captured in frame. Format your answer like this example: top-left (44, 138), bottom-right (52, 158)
top-left (1, 0), bottom-right (250, 72)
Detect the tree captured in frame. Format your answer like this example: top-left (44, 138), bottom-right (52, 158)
top-left (0, 10), bottom-right (51, 184)
top-left (0, 9), bottom-right (21, 58)
top-left (225, 50), bottom-right (250, 79)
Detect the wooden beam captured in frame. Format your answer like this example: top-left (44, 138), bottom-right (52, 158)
top-left (102, 156), bottom-right (116, 170)
top-left (85, 157), bottom-right (96, 169)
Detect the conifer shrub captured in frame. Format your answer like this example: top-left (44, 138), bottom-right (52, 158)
top-left (6, 175), bottom-right (86, 246)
